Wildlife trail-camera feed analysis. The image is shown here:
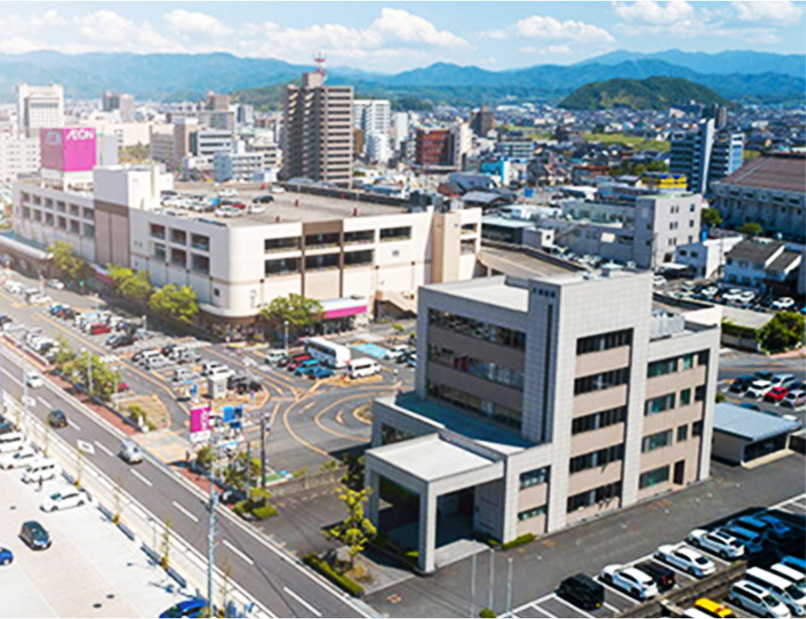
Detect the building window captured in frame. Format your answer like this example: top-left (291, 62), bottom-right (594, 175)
top-left (150, 224), bottom-right (166, 240)
top-left (460, 239), bottom-right (476, 255)
top-left (677, 425), bottom-right (688, 442)
top-left (45, 213), bottom-right (54, 226)
top-left (518, 505), bottom-right (547, 521)
top-left (692, 420), bottom-right (703, 437)
top-left (69, 203), bottom-right (79, 216)
top-left (641, 430), bottom-right (673, 453)
top-left (82, 207), bottom-right (93, 220)
top-left (572, 406), bottom-right (628, 435)
top-left (574, 368), bottom-right (630, 395)
top-left (69, 220), bottom-right (80, 234)
top-left (569, 444), bottom-right (625, 474)
top-left (639, 466), bottom-right (670, 489)
top-left (305, 253), bottom-right (339, 271)
top-left (519, 467), bottom-right (550, 489)
top-left (577, 329), bottom-right (633, 355)
top-left (191, 234), bottom-right (210, 252)
top-left (344, 250), bottom-right (373, 267)
top-left (213, 288), bottom-right (220, 297)
top-left (305, 232), bottom-right (340, 248)
top-left (191, 254), bottom-right (210, 274)
top-left (426, 380), bottom-right (522, 431)
top-left (170, 229), bottom-right (187, 245)
top-left (694, 385), bottom-right (706, 402)
top-left (428, 309), bottom-right (526, 350)
top-left (697, 350), bottom-right (710, 366)
top-left (170, 248), bottom-right (187, 267)
top-left (265, 257), bottom-right (300, 277)
top-left (428, 344), bottom-right (524, 391)
top-left (152, 243), bottom-right (167, 262)
top-left (379, 226), bottom-right (412, 242)
top-left (264, 237), bottom-right (300, 252)
top-left (83, 223), bottom-right (94, 238)
top-left (344, 230), bottom-right (374, 244)
top-left (57, 216), bottom-right (67, 229)
top-left (680, 388), bottom-right (692, 406)
top-left (567, 481), bottom-right (622, 513)
top-left (381, 423), bottom-right (414, 446)
top-left (462, 222), bottom-right (478, 233)
top-left (645, 393), bottom-right (676, 416)
top-left (648, 357), bottom-right (678, 378)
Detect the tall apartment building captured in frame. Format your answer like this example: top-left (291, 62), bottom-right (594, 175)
top-left (470, 105), bottom-right (495, 137)
top-left (283, 71), bottom-right (353, 187)
top-left (391, 112), bottom-right (409, 153)
top-left (366, 132), bottom-right (391, 165)
top-left (102, 91), bottom-right (135, 122)
top-left (0, 133), bottom-right (40, 182)
top-left (353, 99), bottom-right (391, 135)
top-left (415, 124), bottom-right (470, 171)
top-left (16, 83), bottom-right (64, 137)
top-left (670, 119), bottom-right (743, 194)
top-left (365, 269), bottom-right (720, 573)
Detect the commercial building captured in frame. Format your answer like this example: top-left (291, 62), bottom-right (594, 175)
top-left (366, 132), bottom-right (391, 165)
top-left (365, 268), bottom-right (720, 573)
top-left (670, 119), bottom-right (743, 194)
top-left (191, 129), bottom-right (233, 158)
top-left (711, 153), bottom-right (806, 243)
top-left (712, 403), bottom-right (802, 465)
top-left (495, 138), bottom-right (534, 160)
top-left (213, 148), bottom-right (264, 183)
top-left (9, 165), bottom-right (481, 336)
top-left (415, 124), bottom-right (470, 171)
top-left (674, 234), bottom-right (743, 279)
top-left (723, 239), bottom-right (802, 294)
top-left (391, 112), bottom-right (409, 153)
top-left (16, 83), bottom-right (64, 137)
top-left (0, 133), bottom-right (40, 182)
top-left (283, 71), bottom-right (353, 187)
top-left (102, 92), bottom-right (135, 122)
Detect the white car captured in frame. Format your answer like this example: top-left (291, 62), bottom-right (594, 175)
top-left (701, 285), bottom-right (719, 298)
top-left (385, 345), bottom-right (410, 361)
top-left (688, 528), bottom-right (746, 560)
top-left (771, 297), bottom-right (795, 311)
top-left (24, 371), bottom-right (43, 389)
top-left (219, 188), bottom-right (238, 197)
top-left (41, 488), bottom-right (90, 512)
top-left (0, 445), bottom-right (39, 469)
top-left (248, 204), bottom-right (266, 214)
top-left (599, 565), bottom-right (659, 600)
top-left (655, 544), bottom-right (716, 577)
top-left (46, 279), bottom-right (65, 290)
top-left (653, 275), bottom-right (667, 288)
top-left (746, 380), bottom-right (773, 399)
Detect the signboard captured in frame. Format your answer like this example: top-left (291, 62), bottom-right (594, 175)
top-left (189, 405), bottom-right (211, 444)
top-left (40, 127), bottom-right (97, 172)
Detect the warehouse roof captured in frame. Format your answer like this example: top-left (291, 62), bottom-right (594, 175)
top-left (718, 153), bottom-right (806, 193)
top-left (714, 403), bottom-right (803, 442)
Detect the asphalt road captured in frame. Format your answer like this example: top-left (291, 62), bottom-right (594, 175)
top-left (0, 343), bottom-right (371, 619)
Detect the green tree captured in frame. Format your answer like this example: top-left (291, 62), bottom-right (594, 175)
top-left (107, 264), bottom-right (134, 288)
top-left (757, 312), bottom-right (805, 354)
top-left (324, 487), bottom-right (377, 567)
top-left (149, 284), bottom-right (199, 324)
top-left (701, 208), bottom-right (723, 227)
top-left (223, 451), bottom-right (262, 490)
top-left (119, 270), bottom-right (153, 303)
top-left (259, 294), bottom-right (323, 339)
top-left (50, 241), bottom-right (90, 283)
top-left (195, 446), bottom-right (214, 473)
top-left (646, 160), bottom-right (669, 172)
top-left (739, 222), bottom-right (763, 238)
top-left (52, 336), bottom-right (77, 376)
top-left (72, 350), bottom-right (124, 401)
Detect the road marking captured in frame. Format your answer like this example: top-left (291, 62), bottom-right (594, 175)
top-left (603, 602), bottom-right (619, 613)
top-left (67, 418), bottom-right (81, 431)
top-left (222, 539), bottom-right (254, 565)
top-left (38, 397), bottom-right (52, 409)
top-left (283, 586), bottom-right (321, 617)
top-left (130, 468), bottom-right (153, 487)
top-left (77, 439), bottom-right (95, 454)
top-left (530, 604), bottom-right (558, 618)
top-left (94, 441), bottom-right (114, 457)
top-left (770, 492), bottom-right (806, 511)
top-left (549, 595), bottom-right (595, 618)
top-left (172, 500), bottom-right (199, 523)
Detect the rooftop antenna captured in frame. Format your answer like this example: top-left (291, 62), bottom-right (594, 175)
top-left (314, 51), bottom-right (327, 82)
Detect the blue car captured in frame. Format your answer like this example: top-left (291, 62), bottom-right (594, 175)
top-left (159, 598), bottom-right (207, 618)
top-left (49, 304), bottom-right (65, 316)
top-left (783, 556), bottom-right (806, 575)
top-left (307, 366), bottom-right (334, 380)
top-left (754, 513), bottom-right (793, 541)
top-left (293, 359), bottom-right (320, 376)
top-left (723, 525), bottom-right (765, 554)
top-left (0, 547), bottom-right (13, 565)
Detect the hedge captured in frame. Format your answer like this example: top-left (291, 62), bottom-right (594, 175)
top-left (303, 554), bottom-right (365, 597)
top-left (479, 609), bottom-right (497, 618)
top-left (501, 533), bottom-right (536, 550)
top-left (721, 320), bottom-right (758, 340)
top-left (252, 504), bottom-right (278, 520)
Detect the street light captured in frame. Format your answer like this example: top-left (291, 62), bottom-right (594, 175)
top-left (283, 320), bottom-right (289, 354)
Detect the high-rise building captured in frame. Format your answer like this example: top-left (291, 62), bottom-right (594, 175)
top-left (364, 269), bottom-right (720, 573)
top-left (102, 91), bottom-right (135, 122)
top-left (470, 104), bottom-right (495, 137)
top-left (283, 71), bottom-right (353, 187)
top-left (415, 123), bottom-right (470, 170)
top-left (366, 132), bottom-right (391, 165)
top-left (670, 119), bottom-right (743, 194)
top-left (391, 112), bottom-right (409, 153)
top-left (16, 83), bottom-right (64, 137)
top-left (353, 99), bottom-right (391, 135)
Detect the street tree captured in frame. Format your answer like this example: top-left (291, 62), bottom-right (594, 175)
top-left (107, 264), bottom-right (153, 303)
top-left (758, 311), bottom-right (805, 354)
top-left (701, 208), bottom-right (722, 227)
top-left (50, 241), bottom-right (90, 283)
top-left (149, 284), bottom-right (199, 324)
top-left (739, 222), bottom-right (763, 238)
top-left (325, 487), bottom-right (377, 567)
top-left (259, 293), bottom-right (323, 339)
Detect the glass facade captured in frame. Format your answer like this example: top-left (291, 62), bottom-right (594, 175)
top-left (577, 329), bottom-right (633, 355)
top-left (426, 380), bottom-right (521, 430)
top-left (639, 465), bottom-right (670, 489)
top-left (428, 344), bottom-right (524, 391)
top-left (519, 467), bottom-right (550, 489)
top-left (428, 309), bottom-right (526, 350)
top-left (641, 430), bottom-right (673, 453)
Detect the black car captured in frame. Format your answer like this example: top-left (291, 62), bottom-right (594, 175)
top-left (754, 370), bottom-right (774, 382)
top-left (20, 521), bottom-right (51, 550)
top-left (729, 375), bottom-right (757, 393)
top-left (253, 195), bottom-right (275, 204)
top-left (109, 334), bottom-right (134, 349)
top-left (635, 560), bottom-right (676, 592)
top-left (0, 420), bottom-right (15, 435)
top-left (557, 574), bottom-right (605, 611)
top-left (0, 315), bottom-right (12, 326)
top-left (47, 410), bottom-right (68, 429)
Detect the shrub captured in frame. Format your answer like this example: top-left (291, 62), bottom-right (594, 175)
top-left (501, 533), bottom-right (535, 550)
top-left (252, 504), bottom-right (278, 520)
top-left (293, 466), bottom-right (308, 478)
top-left (715, 392), bottom-right (726, 403)
top-left (303, 554), bottom-right (365, 597)
top-left (480, 609), bottom-right (497, 618)
top-left (487, 538), bottom-right (501, 549)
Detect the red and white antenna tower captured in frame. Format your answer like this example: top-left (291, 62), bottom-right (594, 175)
top-left (314, 51), bottom-right (327, 81)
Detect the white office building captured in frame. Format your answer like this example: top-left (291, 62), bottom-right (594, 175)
top-left (354, 99), bottom-right (391, 135)
top-left (16, 83), bottom-right (65, 138)
top-left (366, 132), bottom-right (391, 165)
top-left (192, 129), bottom-right (233, 158)
top-left (392, 112), bottom-right (409, 153)
top-left (0, 133), bottom-right (40, 182)
top-left (213, 148), bottom-right (264, 183)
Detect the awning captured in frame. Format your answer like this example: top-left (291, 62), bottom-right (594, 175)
top-left (0, 233), bottom-right (52, 262)
top-left (319, 297), bottom-right (367, 319)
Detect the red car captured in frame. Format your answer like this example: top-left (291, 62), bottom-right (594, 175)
top-left (287, 354), bottom-right (312, 371)
top-left (764, 386), bottom-right (789, 403)
top-left (90, 323), bottom-right (111, 335)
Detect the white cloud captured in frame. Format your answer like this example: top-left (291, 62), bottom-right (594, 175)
top-left (520, 44), bottom-right (573, 55)
top-left (164, 9), bottom-right (233, 37)
top-left (371, 8), bottom-right (467, 47)
top-left (612, 1), bottom-right (695, 24)
top-left (731, 1), bottom-right (804, 24)
top-left (73, 10), bottom-right (180, 53)
top-left (515, 16), bottom-right (615, 43)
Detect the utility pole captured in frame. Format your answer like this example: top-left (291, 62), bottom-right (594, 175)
top-left (22, 363), bottom-right (29, 436)
top-left (245, 437), bottom-right (251, 490)
top-left (87, 351), bottom-right (93, 398)
top-left (283, 320), bottom-right (289, 355)
top-left (259, 414), bottom-right (269, 489)
top-left (207, 432), bottom-right (219, 617)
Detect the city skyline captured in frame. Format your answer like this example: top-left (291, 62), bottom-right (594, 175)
top-left (0, 1), bottom-right (804, 72)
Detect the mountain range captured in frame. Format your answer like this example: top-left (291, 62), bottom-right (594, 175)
top-left (559, 77), bottom-right (732, 111)
top-left (0, 48), bottom-right (802, 106)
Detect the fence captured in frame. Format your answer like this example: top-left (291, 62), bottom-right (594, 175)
top-left (269, 465), bottom-right (348, 498)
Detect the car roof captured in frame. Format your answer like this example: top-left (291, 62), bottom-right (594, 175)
top-left (623, 567), bottom-right (652, 583)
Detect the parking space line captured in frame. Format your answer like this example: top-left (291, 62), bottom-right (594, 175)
top-left (172, 500), bottom-right (199, 523)
top-left (222, 539), bottom-right (255, 565)
top-left (130, 468), bottom-right (153, 487)
top-left (548, 594), bottom-right (595, 618)
top-left (595, 578), bottom-right (640, 603)
top-left (770, 492), bottom-right (806, 510)
top-left (603, 602), bottom-right (619, 613)
top-left (531, 604), bottom-right (558, 618)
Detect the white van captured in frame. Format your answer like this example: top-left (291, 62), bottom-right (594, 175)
top-left (772, 563), bottom-right (806, 596)
top-left (265, 349), bottom-right (286, 365)
top-left (22, 458), bottom-right (59, 484)
top-left (349, 358), bottom-right (381, 379)
top-left (136, 349), bottom-right (163, 366)
top-left (0, 432), bottom-right (27, 454)
top-left (730, 580), bottom-right (791, 618)
top-left (746, 566), bottom-right (806, 616)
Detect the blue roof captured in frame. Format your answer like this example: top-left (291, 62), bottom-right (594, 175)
top-left (714, 403), bottom-right (802, 442)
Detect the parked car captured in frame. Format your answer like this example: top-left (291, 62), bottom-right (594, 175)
top-left (693, 598), bottom-right (737, 618)
top-left (293, 359), bottom-right (320, 376)
top-left (755, 370), bottom-right (774, 382)
top-left (46, 279), bottom-right (64, 290)
top-left (634, 561), bottom-right (676, 592)
top-left (252, 194), bottom-right (275, 204)
top-left (771, 374), bottom-right (796, 388)
top-left (753, 514), bottom-right (794, 542)
top-left (41, 488), bottom-right (89, 512)
top-left (287, 355), bottom-right (312, 372)
top-left (765, 386), bottom-right (791, 403)
top-left (729, 580), bottom-right (791, 618)
top-left (746, 380), bottom-right (773, 399)
top-left (21, 458), bottom-right (59, 484)
top-left (556, 574), bottom-right (605, 611)
top-left (0, 445), bottom-right (39, 469)
top-left (19, 521), bottom-right (51, 550)
top-left (0, 546), bottom-right (13, 565)
top-left (264, 349), bottom-right (286, 365)
top-left (158, 597), bottom-right (207, 618)
top-left (200, 361), bottom-right (228, 377)
top-left (781, 390), bottom-right (806, 409)
top-left (599, 565), bottom-right (659, 600)
top-left (730, 375), bottom-right (757, 393)
top-left (0, 431), bottom-right (27, 454)
top-left (688, 528), bottom-right (746, 559)
top-left (655, 544), bottom-right (716, 577)
top-left (723, 525), bottom-right (766, 555)
top-left (771, 297), bottom-right (796, 311)
top-left (307, 366), bottom-right (334, 380)
top-left (90, 323), bottom-right (111, 335)
top-left (385, 345), bottom-right (410, 361)
top-left (47, 410), bottom-right (68, 429)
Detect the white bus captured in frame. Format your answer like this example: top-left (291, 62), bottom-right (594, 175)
top-left (305, 337), bottom-right (351, 369)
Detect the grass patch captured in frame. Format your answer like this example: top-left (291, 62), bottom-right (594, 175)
top-left (303, 554), bottom-right (365, 597)
top-left (585, 132), bottom-right (670, 152)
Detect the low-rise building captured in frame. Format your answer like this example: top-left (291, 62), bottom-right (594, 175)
top-left (0, 133), bottom-right (40, 182)
top-left (724, 239), bottom-right (802, 293)
top-left (213, 149), bottom-right (264, 183)
top-left (712, 403), bottom-right (802, 465)
top-left (365, 268), bottom-right (720, 573)
top-left (674, 234), bottom-right (743, 279)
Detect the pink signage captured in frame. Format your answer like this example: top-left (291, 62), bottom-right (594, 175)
top-left (324, 305), bottom-right (367, 319)
top-left (190, 406), bottom-right (211, 434)
top-left (40, 127), bottom-right (97, 172)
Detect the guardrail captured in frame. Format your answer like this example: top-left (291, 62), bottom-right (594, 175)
top-left (1, 392), bottom-right (272, 619)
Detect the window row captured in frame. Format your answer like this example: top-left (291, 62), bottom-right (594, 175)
top-left (427, 344), bottom-right (524, 391)
top-left (567, 481), bottom-right (622, 513)
top-left (23, 195), bottom-right (93, 220)
top-left (428, 309), bottom-right (526, 351)
top-left (647, 350), bottom-right (709, 378)
top-left (571, 406), bottom-right (627, 435)
top-left (576, 329), bottom-right (633, 356)
top-left (574, 367), bottom-right (630, 395)
top-left (641, 430), bottom-right (672, 453)
top-left (639, 465), bottom-right (670, 489)
top-left (645, 385), bottom-right (706, 416)
top-left (519, 466), bottom-right (550, 489)
top-left (150, 244), bottom-right (210, 273)
top-left (426, 380), bottom-right (522, 431)
top-left (518, 505), bottom-right (547, 521)
top-left (569, 444), bottom-right (625, 474)
top-left (148, 225), bottom-right (209, 252)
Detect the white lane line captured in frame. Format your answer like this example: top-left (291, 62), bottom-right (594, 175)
top-left (549, 594), bottom-right (594, 618)
top-left (531, 604), bottom-right (558, 618)
top-left (222, 539), bottom-right (255, 566)
top-left (38, 397), bottom-right (52, 409)
top-left (282, 586), bottom-right (321, 617)
top-left (93, 441), bottom-right (114, 457)
top-left (770, 492), bottom-right (806, 511)
top-left (130, 468), bottom-right (153, 487)
top-left (603, 602), bottom-right (619, 613)
top-left (172, 500), bottom-right (199, 523)
top-left (67, 418), bottom-right (81, 431)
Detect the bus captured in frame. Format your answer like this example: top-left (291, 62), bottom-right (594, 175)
top-left (305, 337), bottom-right (351, 369)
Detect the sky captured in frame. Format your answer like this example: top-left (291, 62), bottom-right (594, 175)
top-left (1, 1), bottom-right (804, 72)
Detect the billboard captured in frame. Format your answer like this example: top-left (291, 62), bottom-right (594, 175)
top-left (40, 127), bottom-right (97, 172)
top-left (189, 405), bottom-right (211, 445)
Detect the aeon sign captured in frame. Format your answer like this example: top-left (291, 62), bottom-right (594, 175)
top-left (40, 127), bottom-right (96, 172)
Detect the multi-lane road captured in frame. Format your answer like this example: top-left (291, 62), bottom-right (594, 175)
top-left (0, 341), bottom-right (373, 618)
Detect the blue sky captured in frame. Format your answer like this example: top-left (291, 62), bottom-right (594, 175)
top-left (2, 1), bottom-right (805, 72)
